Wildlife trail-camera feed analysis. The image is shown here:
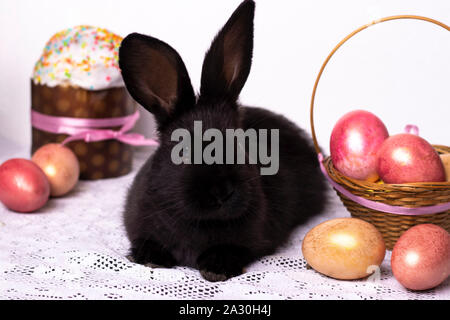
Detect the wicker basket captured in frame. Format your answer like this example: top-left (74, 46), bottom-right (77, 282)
top-left (309, 15), bottom-right (450, 250)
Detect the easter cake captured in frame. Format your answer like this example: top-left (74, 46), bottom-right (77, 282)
top-left (31, 26), bottom-right (136, 180)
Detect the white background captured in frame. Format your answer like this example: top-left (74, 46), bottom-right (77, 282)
top-left (0, 0), bottom-right (449, 154)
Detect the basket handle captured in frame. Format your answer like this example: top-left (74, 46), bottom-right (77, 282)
top-left (310, 15), bottom-right (450, 155)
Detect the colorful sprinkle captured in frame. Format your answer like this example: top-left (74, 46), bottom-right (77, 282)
top-left (32, 25), bottom-right (123, 90)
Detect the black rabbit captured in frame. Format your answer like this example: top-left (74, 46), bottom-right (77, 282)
top-left (120, 0), bottom-right (327, 282)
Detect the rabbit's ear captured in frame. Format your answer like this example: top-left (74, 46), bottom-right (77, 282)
top-left (119, 33), bottom-right (195, 126)
top-left (200, 0), bottom-right (255, 103)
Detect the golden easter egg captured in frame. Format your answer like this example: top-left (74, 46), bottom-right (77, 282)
top-left (302, 218), bottom-right (386, 280)
top-left (32, 143), bottom-right (80, 197)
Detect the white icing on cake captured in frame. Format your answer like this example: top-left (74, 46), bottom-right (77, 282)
top-left (32, 26), bottom-right (124, 90)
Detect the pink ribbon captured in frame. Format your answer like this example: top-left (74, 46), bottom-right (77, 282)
top-left (318, 125), bottom-right (450, 216)
top-left (404, 124), bottom-right (419, 136)
top-left (31, 110), bottom-right (159, 147)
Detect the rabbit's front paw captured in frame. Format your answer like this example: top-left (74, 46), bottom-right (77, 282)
top-left (129, 238), bottom-right (176, 268)
top-left (197, 245), bottom-right (251, 282)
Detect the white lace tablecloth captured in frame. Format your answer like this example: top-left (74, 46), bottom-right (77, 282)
top-left (0, 138), bottom-right (449, 300)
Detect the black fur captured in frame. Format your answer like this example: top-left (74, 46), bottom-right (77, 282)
top-left (120, 0), bottom-right (327, 282)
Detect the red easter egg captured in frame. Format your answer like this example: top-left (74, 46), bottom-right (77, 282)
top-left (376, 133), bottom-right (446, 184)
top-left (330, 110), bottom-right (389, 182)
top-left (0, 158), bottom-right (50, 212)
top-left (391, 224), bottom-right (450, 291)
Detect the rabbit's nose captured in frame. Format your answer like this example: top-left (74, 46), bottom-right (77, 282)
top-left (210, 182), bottom-right (235, 204)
